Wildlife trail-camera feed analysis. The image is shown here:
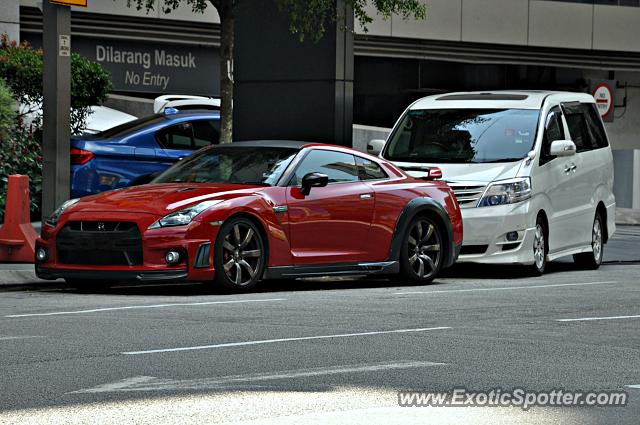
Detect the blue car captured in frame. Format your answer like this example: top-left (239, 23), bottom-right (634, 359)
top-left (70, 110), bottom-right (220, 198)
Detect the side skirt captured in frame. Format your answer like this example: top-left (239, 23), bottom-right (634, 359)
top-left (263, 261), bottom-right (399, 280)
top-left (547, 245), bottom-right (593, 262)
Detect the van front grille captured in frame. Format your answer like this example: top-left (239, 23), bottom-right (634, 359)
top-left (447, 182), bottom-right (486, 208)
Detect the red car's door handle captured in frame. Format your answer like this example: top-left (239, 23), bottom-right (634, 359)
top-left (360, 194), bottom-right (373, 200)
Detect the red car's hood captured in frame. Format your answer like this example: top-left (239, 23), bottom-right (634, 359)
top-left (69, 183), bottom-right (267, 216)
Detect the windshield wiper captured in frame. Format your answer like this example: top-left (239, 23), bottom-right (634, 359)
top-left (479, 158), bottom-right (525, 163)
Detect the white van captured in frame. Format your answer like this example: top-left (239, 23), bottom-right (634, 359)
top-left (369, 91), bottom-right (616, 274)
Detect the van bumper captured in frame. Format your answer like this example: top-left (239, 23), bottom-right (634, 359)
top-left (457, 200), bottom-right (537, 265)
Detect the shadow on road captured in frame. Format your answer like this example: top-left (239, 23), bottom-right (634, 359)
top-left (2, 259), bottom-right (634, 296)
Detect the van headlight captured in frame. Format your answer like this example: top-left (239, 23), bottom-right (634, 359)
top-left (478, 177), bottom-right (531, 207)
top-left (148, 200), bottom-right (224, 229)
top-left (45, 198), bottom-right (80, 227)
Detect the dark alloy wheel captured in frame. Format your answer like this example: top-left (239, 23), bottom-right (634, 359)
top-left (213, 217), bottom-right (266, 291)
top-left (399, 216), bottom-right (443, 285)
top-left (529, 216), bottom-right (547, 276)
top-left (573, 212), bottom-right (604, 270)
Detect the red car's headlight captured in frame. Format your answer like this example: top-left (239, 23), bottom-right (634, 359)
top-left (148, 199), bottom-right (225, 229)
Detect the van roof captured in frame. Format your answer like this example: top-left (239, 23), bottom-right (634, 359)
top-left (410, 91), bottom-right (595, 110)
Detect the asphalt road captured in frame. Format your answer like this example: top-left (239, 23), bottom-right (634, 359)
top-left (0, 231), bottom-right (639, 424)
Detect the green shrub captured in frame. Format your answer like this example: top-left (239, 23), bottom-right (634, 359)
top-left (0, 34), bottom-right (113, 134)
top-left (0, 78), bottom-right (14, 141)
top-left (0, 79), bottom-right (41, 222)
top-left (0, 34), bottom-right (112, 221)
top-left (0, 124), bottom-right (42, 223)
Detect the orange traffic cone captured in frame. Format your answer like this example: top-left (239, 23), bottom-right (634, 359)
top-left (0, 175), bottom-right (38, 262)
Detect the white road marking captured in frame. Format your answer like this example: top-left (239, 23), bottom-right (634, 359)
top-left (395, 281), bottom-right (618, 295)
top-left (556, 314), bottom-right (640, 322)
top-left (4, 298), bottom-right (286, 318)
top-left (71, 361), bottom-right (446, 393)
top-left (0, 336), bottom-right (44, 341)
top-left (627, 385), bottom-right (640, 389)
top-left (122, 326), bottom-right (452, 355)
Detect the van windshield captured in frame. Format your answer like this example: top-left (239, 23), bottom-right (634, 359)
top-left (383, 109), bottom-right (540, 163)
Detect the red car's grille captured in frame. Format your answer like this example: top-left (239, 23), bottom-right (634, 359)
top-left (56, 221), bottom-right (143, 266)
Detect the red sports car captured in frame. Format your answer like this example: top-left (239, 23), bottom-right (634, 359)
top-left (36, 141), bottom-right (463, 291)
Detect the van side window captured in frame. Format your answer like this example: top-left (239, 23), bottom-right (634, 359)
top-left (583, 104), bottom-right (609, 149)
top-left (541, 106), bottom-right (564, 165)
top-left (564, 110), bottom-right (592, 153)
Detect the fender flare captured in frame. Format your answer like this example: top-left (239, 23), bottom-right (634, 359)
top-left (387, 197), bottom-right (457, 268)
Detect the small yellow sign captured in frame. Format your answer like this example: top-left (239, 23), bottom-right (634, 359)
top-left (49, 0), bottom-right (88, 7)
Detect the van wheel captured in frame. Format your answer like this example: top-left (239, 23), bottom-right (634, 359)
top-left (529, 217), bottom-right (547, 276)
top-left (573, 212), bottom-right (604, 270)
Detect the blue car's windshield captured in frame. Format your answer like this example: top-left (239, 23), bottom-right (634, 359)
top-left (153, 146), bottom-right (299, 186)
top-left (384, 109), bottom-right (540, 163)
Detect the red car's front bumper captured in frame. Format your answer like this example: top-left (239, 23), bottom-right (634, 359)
top-left (35, 211), bottom-right (217, 283)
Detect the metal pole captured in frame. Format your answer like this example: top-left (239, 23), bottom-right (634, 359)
top-left (42, 1), bottom-right (71, 220)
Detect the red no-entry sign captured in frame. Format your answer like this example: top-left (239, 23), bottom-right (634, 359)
top-left (593, 83), bottom-right (614, 121)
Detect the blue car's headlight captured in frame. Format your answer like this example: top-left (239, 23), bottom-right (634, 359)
top-left (478, 177), bottom-right (531, 207)
top-left (148, 200), bottom-right (224, 229)
top-left (45, 199), bottom-right (80, 227)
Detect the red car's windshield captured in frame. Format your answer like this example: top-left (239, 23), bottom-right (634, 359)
top-left (153, 146), bottom-right (299, 186)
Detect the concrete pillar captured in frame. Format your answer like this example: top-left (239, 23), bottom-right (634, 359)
top-left (0, 0), bottom-right (20, 42)
top-left (42, 2), bottom-right (71, 219)
top-left (233, 0), bottom-right (354, 146)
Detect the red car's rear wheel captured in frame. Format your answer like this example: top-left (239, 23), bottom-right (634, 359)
top-left (213, 217), bottom-right (266, 291)
top-left (399, 215), bottom-right (443, 285)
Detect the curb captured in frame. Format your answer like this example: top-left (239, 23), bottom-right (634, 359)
top-left (616, 208), bottom-right (640, 226)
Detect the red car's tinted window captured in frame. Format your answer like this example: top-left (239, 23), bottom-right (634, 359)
top-left (290, 150), bottom-right (358, 185)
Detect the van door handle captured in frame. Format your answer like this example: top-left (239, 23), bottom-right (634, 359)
top-left (564, 163), bottom-right (577, 173)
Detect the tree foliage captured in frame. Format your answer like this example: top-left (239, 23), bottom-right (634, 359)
top-left (126, 0), bottom-right (426, 41)
top-left (125, 0), bottom-right (426, 143)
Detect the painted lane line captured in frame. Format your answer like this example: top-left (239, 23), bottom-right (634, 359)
top-left (122, 326), bottom-right (452, 355)
top-left (395, 281), bottom-right (618, 295)
top-left (627, 385), bottom-right (640, 389)
top-left (556, 314), bottom-right (640, 322)
top-left (0, 336), bottom-right (44, 341)
top-left (5, 298), bottom-right (286, 318)
top-left (72, 361), bottom-right (446, 394)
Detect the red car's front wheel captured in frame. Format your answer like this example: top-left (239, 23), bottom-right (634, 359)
top-left (399, 215), bottom-right (443, 285)
top-left (213, 217), bottom-right (266, 291)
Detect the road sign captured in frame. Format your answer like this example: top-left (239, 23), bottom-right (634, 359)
top-left (49, 0), bottom-right (88, 7)
top-left (593, 82), bottom-right (614, 121)
top-left (58, 35), bottom-right (70, 56)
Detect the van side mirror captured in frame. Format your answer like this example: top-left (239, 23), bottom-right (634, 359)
top-left (549, 140), bottom-right (577, 157)
top-left (367, 139), bottom-right (386, 155)
top-left (300, 172), bottom-right (329, 196)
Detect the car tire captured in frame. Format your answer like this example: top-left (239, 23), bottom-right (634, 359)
top-left (213, 217), bottom-right (266, 292)
top-left (529, 216), bottom-right (547, 276)
top-left (573, 212), bottom-right (604, 270)
top-left (398, 215), bottom-right (444, 285)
